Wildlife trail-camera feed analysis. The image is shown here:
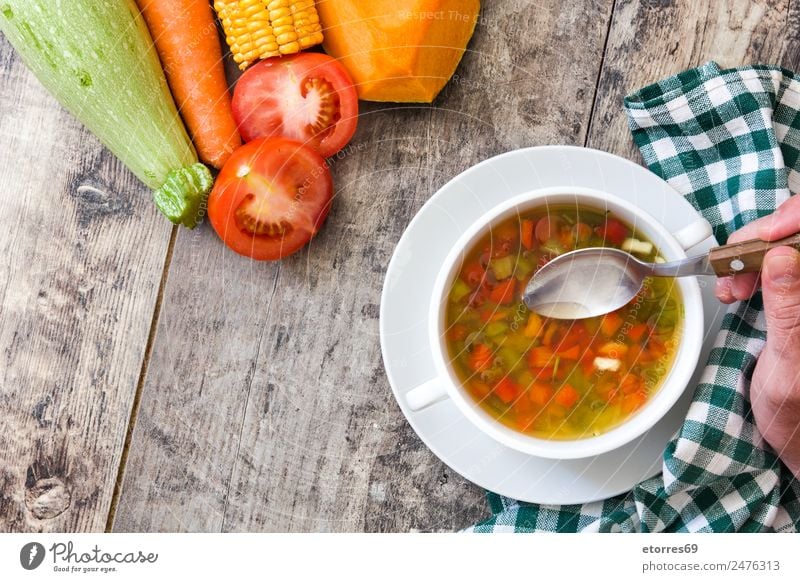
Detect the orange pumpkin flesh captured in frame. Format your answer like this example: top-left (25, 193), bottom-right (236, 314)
top-left (318, 0), bottom-right (480, 103)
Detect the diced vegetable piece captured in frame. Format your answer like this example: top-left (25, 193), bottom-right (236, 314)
top-left (620, 374), bottom-right (642, 394)
top-left (0, 0), bottom-right (213, 227)
top-left (596, 217), bottom-right (629, 245)
top-left (480, 309), bottom-right (507, 323)
top-left (598, 342), bottom-right (629, 357)
top-left (499, 347), bottom-right (524, 369)
top-left (600, 312), bottom-right (624, 337)
top-left (490, 256), bottom-right (515, 280)
top-left (462, 262), bottom-right (486, 288)
top-left (521, 219), bottom-right (536, 250)
top-left (628, 323), bottom-right (649, 342)
top-left (317, 0), bottom-right (480, 102)
top-left (542, 321), bottom-right (559, 346)
top-left (450, 279), bottom-right (472, 303)
top-left (486, 322), bottom-right (509, 337)
top-left (572, 222), bottom-right (593, 244)
top-left (523, 313), bottom-right (544, 338)
top-left (529, 367), bottom-right (554, 381)
top-left (535, 216), bottom-right (561, 244)
top-left (556, 344), bottom-right (581, 360)
top-left (469, 344), bottom-right (494, 372)
top-left (494, 378), bottom-right (520, 404)
top-left (621, 391), bottom-right (647, 414)
top-left (621, 237), bottom-right (654, 256)
top-left (593, 357), bottom-right (621, 372)
top-left (654, 256), bottom-right (666, 264)
top-left (489, 279), bottom-right (517, 305)
top-left (447, 324), bottom-right (468, 341)
top-left (529, 383), bottom-right (554, 406)
top-left (214, 0), bottom-right (324, 70)
top-left (529, 346), bottom-right (555, 368)
top-left (555, 384), bottom-right (580, 408)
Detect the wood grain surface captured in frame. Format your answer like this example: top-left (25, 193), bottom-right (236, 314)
top-left (0, 37), bottom-right (173, 532)
top-left (3, 0), bottom-right (799, 533)
top-left (110, 0), bottom-right (615, 532)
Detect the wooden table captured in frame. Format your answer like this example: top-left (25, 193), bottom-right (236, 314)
top-left (1, 0), bottom-right (799, 533)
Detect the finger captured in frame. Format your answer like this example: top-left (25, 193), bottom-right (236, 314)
top-left (757, 195), bottom-right (800, 241)
top-left (715, 277), bottom-right (736, 303)
top-left (761, 246), bottom-right (800, 360)
top-left (730, 272), bottom-right (760, 301)
top-left (727, 219), bottom-right (767, 244)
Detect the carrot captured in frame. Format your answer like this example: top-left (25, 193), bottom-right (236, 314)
top-left (469, 343), bottom-right (494, 372)
top-left (628, 323), bottom-right (649, 342)
top-left (529, 383), bottom-right (554, 407)
top-left (556, 344), bottom-right (581, 360)
top-left (529, 346), bottom-right (555, 368)
top-left (600, 312), bottom-right (624, 337)
top-left (447, 324), bottom-right (468, 341)
top-left (521, 219), bottom-right (535, 250)
top-left (620, 374), bottom-right (642, 394)
top-left (555, 384), bottom-right (580, 408)
top-left (621, 390), bottom-right (647, 414)
top-left (494, 378), bottom-right (519, 404)
top-left (530, 367), bottom-right (554, 381)
top-left (489, 279), bottom-right (516, 305)
top-left (136, 0), bottom-right (242, 169)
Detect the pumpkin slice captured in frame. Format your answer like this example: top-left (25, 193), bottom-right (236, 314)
top-left (318, 0), bottom-right (480, 103)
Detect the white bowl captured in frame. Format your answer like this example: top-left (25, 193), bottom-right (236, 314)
top-left (405, 186), bottom-right (710, 460)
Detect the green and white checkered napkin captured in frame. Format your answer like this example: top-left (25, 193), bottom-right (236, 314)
top-left (468, 62), bottom-right (800, 533)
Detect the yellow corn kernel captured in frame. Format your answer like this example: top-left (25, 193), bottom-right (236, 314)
top-left (214, 0), bottom-right (324, 70)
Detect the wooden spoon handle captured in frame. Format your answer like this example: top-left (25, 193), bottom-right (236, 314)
top-left (708, 233), bottom-right (800, 276)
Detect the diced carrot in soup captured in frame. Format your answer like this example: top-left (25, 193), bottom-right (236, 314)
top-left (494, 378), bottom-right (520, 404)
top-left (529, 383), bottom-right (554, 406)
top-left (469, 344), bottom-right (494, 372)
top-left (489, 279), bottom-right (516, 305)
top-left (555, 384), bottom-right (580, 408)
top-left (529, 346), bottom-right (555, 368)
top-left (444, 204), bottom-right (681, 440)
top-left (521, 219), bottom-right (535, 250)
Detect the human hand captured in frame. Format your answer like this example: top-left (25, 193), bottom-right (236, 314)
top-left (715, 195), bottom-right (800, 478)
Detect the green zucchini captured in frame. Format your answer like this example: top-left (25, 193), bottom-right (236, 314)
top-left (0, 0), bottom-right (211, 228)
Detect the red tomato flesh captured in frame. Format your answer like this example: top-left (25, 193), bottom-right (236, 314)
top-left (232, 53), bottom-right (359, 158)
top-left (208, 137), bottom-right (333, 261)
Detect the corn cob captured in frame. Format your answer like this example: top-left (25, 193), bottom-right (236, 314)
top-left (214, 0), bottom-right (323, 70)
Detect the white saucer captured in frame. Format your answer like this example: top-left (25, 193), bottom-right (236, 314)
top-left (379, 146), bottom-right (727, 505)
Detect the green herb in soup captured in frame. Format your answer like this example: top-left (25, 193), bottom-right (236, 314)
top-left (445, 205), bottom-right (682, 440)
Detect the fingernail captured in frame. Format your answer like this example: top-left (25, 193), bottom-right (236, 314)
top-left (765, 251), bottom-right (800, 284)
top-left (715, 277), bottom-right (730, 299)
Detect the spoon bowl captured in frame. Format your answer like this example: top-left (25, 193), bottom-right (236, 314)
top-left (523, 229), bottom-right (800, 319)
top-left (523, 248), bottom-right (648, 319)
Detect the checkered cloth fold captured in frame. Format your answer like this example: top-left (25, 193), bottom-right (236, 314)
top-left (468, 62), bottom-right (800, 532)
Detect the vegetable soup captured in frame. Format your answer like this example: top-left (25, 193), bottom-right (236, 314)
top-left (444, 204), bottom-right (682, 440)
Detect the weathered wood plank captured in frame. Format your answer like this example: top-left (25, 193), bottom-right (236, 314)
top-left (114, 0), bottom-right (616, 532)
top-left (589, 0), bottom-right (800, 157)
top-left (0, 40), bottom-right (172, 531)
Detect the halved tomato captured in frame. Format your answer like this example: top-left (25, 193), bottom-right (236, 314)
top-left (208, 137), bottom-right (333, 261)
top-left (232, 52), bottom-right (359, 158)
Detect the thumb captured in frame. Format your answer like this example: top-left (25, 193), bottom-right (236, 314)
top-left (761, 247), bottom-right (800, 358)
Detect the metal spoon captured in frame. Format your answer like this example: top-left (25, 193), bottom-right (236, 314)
top-left (522, 233), bottom-right (800, 319)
